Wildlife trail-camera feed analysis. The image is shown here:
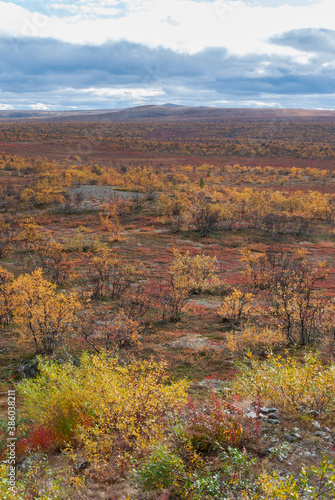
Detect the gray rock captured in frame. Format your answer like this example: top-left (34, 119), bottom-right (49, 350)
top-left (292, 433), bottom-right (302, 440)
top-left (17, 359), bottom-right (39, 379)
top-left (314, 431), bottom-right (327, 437)
top-left (283, 434), bottom-right (295, 443)
top-left (261, 407), bottom-right (278, 414)
top-left (197, 378), bottom-right (231, 392)
top-left (18, 453), bottom-right (45, 473)
top-left (268, 418), bottom-right (280, 424)
top-left (312, 420), bottom-right (321, 429)
top-left (76, 461), bottom-right (89, 471)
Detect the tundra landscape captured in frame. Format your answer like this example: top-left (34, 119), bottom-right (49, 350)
top-left (0, 106), bottom-right (335, 499)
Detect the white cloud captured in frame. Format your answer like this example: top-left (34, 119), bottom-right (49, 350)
top-left (81, 86), bottom-right (165, 97)
top-left (215, 99), bottom-right (282, 107)
top-left (80, 86), bottom-right (166, 105)
top-left (244, 100), bottom-right (283, 107)
top-left (0, 104), bottom-right (14, 110)
top-left (30, 102), bottom-right (52, 110)
top-left (0, 0), bottom-right (334, 57)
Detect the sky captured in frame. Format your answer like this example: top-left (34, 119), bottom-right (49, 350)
top-left (0, 0), bottom-right (334, 110)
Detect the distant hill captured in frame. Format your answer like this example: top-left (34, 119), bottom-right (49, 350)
top-left (162, 103), bottom-right (184, 108)
top-left (0, 105), bottom-right (335, 123)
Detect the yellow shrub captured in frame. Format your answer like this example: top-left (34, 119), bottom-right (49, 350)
top-left (12, 269), bottom-right (82, 355)
top-left (218, 289), bottom-right (254, 326)
top-left (242, 455), bottom-right (335, 499)
top-left (225, 326), bottom-right (286, 356)
top-left (18, 353), bottom-right (189, 473)
top-left (233, 352), bottom-right (335, 416)
top-left (171, 249), bottom-right (221, 294)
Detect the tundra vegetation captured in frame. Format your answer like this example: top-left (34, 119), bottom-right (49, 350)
top-left (0, 118), bottom-right (335, 498)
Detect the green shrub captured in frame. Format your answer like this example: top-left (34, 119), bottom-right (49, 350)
top-left (0, 456), bottom-right (75, 500)
top-left (135, 444), bottom-right (185, 492)
top-left (243, 455), bottom-right (335, 499)
top-left (189, 447), bottom-right (256, 499)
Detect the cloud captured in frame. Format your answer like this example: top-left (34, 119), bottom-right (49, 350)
top-left (49, 2), bottom-right (121, 17)
top-left (272, 28), bottom-right (335, 54)
top-left (1, 0), bottom-right (335, 56)
top-left (0, 35), bottom-right (334, 109)
top-left (0, 103), bottom-right (14, 110)
top-left (30, 102), bottom-right (53, 110)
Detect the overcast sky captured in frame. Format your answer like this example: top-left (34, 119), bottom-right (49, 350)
top-left (0, 0), bottom-right (334, 110)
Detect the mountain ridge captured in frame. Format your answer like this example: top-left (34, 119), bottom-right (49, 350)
top-left (0, 104), bottom-right (335, 122)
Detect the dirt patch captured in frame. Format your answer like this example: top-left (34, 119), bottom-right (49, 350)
top-left (166, 333), bottom-right (222, 351)
top-left (187, 298), bottom-right (221, 309)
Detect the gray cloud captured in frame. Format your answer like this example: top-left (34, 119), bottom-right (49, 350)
top-left (271, 28), bottom-right (335, 54)
top-left (0, 34), bottom-right (334, 109)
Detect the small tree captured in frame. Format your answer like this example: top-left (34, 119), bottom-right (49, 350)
top-left (0, 215), bottom-right (14, 259)
top-left (218, 288), bottom-right (254, 326)
top-left (34, 241), bottom-right (73, 285)
top-left (88, 248), bottom-right (144, 299)
top-left (156, 279), bottom-right (190, 323)
top-left (13, 269), bottom-right (82, 355)
top-left (0, 266), bottom-right (15, 326)
top-left (190, 191), bottom-right (222, 237)
top-left (171, 249), bottom-right (220, 294)
top-left (119, 281), bottom-right (155, 322)
top-left (155, 249), bottom-right (221, 323)
top-left (79, 307), bottom-right (141, 353)
top-left (157, 192), bottom-right (190, 232)
top-left (17, 217), bottom-right (43, 250)
top-left (100, 208), bottom-right (123, 242)
top-left (241, 248), bottom-right (330, 345)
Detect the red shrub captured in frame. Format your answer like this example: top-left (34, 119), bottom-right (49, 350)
top-left (27, 425), bottom-right (58, 452)
top-left (183, 391), bottom-right (249, 453)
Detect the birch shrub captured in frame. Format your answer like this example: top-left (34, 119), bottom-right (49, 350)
top-left (233, 352), bottom-right (335, 417)
top-left (18, 352), bottom-right (189, 475)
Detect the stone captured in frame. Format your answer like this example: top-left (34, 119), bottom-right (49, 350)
top-left (261, 407), bottom-right (278, 414)
top-left (292, 433), bottom-right (301, 440)
top-left (268, 418), bottom-right (280, 424)
top-left (17, 359), bottom-right (39, 379)
top-left (76, 461), bottom-right (89, 471)
top-left (314, 431), bottom-right (327, 437)
top-left (283, 434), bottom-right (295, 443)
top-left (312, 420), bottom-right (321, 429)
top-left (18, 453), bottom-right (44, 473)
